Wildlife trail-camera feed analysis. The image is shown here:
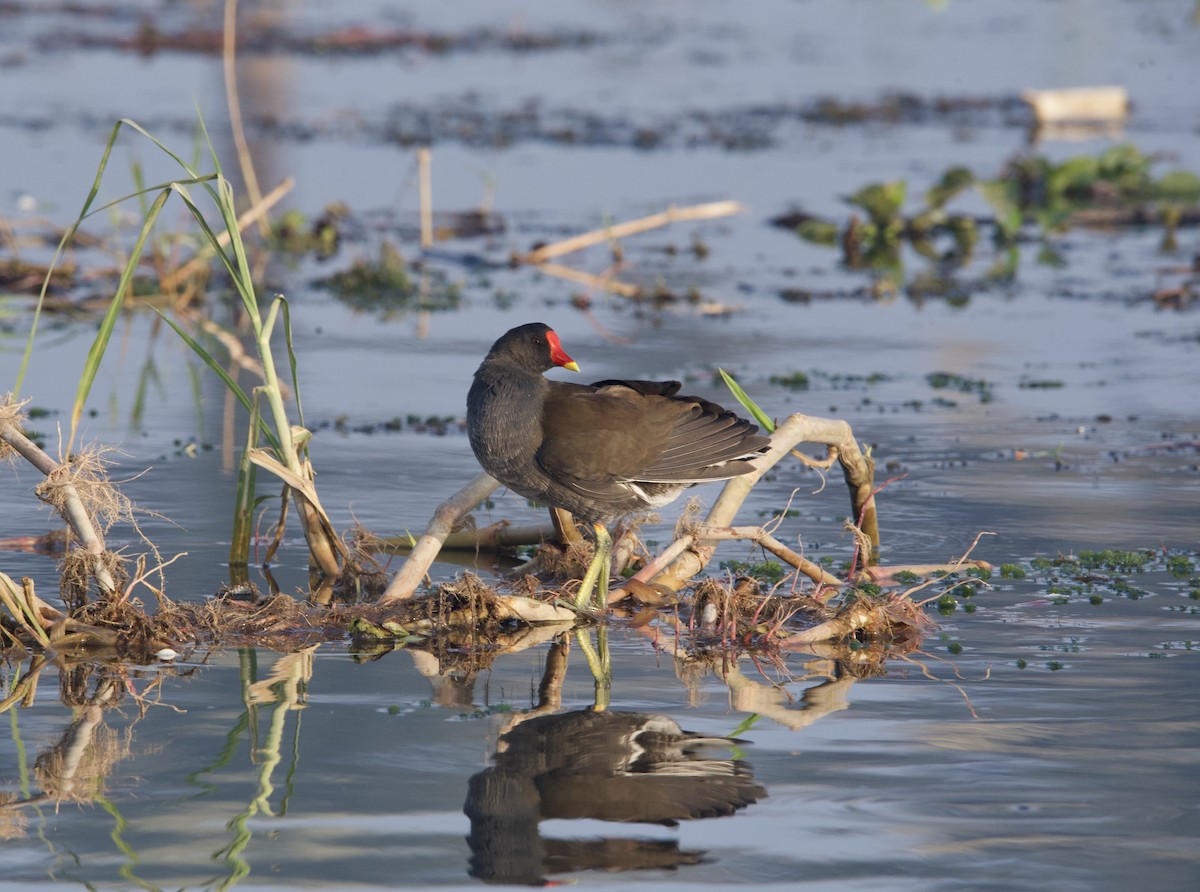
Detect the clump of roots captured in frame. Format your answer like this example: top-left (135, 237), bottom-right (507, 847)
top-left (681, 575), bottom-right (936, 656)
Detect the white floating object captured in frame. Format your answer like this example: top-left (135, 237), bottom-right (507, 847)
top-left (1022, 86), bottom-right (1129, 124)
top-left (156, 647), bottom-right (179, 661)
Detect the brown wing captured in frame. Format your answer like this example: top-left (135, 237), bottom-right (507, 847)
top-left (538, 381), bottom-right (766, 492)
top-left (537, 383), bottom-right (675, 498)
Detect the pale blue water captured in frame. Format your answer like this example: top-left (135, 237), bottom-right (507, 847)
top-left (1, 1), bottom-right (1198, 889)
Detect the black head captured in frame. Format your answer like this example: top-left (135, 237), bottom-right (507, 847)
top-left (485, 323), bottom-right (579, 373)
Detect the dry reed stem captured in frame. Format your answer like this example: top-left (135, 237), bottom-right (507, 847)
top-left (379, 472), bottom-right (501, 603)
top-left (860, 560), bottom-right (993, 585)
top-left (418, 148), bottom-right (433, 249)
top-left (515, 200), bottom-right (745, 264)
top-left (1021, 86), bottom-right (1129, 124)
top-left (246, 447), bottom-right (346, 577)
top-left (0, 573), bottom-right (57, 644)
top-left (903, 531), bottom-right (995, 606)
top-left (511, 200), bottom-right (745, 299)
top-left (526, 261), bottom-right (642, 298)
top-left (376, 522), bottom-right (559, 552)
top-left (222, 0), bottom-right (269, 238)
top-left (700, 526), bottom-right (843, 586)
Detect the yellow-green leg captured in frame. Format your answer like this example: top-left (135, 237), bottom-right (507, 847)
top-left (573, 523), bottom-right (612, 610)
top-left (574, 627), bottom-right (611, 711)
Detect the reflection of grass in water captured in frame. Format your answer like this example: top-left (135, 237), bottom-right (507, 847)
top-left (208, 649), bottom-right (311, 890)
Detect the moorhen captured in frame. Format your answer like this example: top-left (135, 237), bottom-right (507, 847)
top-left (467, 322), bottom-right (770, 606)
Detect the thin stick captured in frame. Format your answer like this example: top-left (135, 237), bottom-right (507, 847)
top-left (418, 148), bottom-right (433, 250)
top-left (702, 526), bottom-right (843, 586)
top-left (376, 522), bottom-right (559, 552)
top-left (223, 0), bottom-right (269, 237)
top-left (525, 261), bottom-right (642, 297)
top-left (515, 200), bottom-right (745, 264)
top-left (860, 560), bottom-right (993, 584)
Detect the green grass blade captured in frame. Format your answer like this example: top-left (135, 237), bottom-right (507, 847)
top-left (115, 116), bottom-right (208, 181)
top-left (275, 296), bottom-right (304, 427)
top-left (230, 392), bottom-right (261, 566)
top-left (68, 188), bottom-right (171, 449)
top-left (216, 176), bottom-right (260, 315)
top-left (16, 119), bottom-right (127, 398)
top-left (155, 314), bottom-right (251, 413)
top-left (156, 311), bottom-right (282, 454)
top-left (15, 116), bottom-right (217, 399)
top-left (718, 369), bottom-right (776, 433)
top-left (168, 182), bottom-right (249, 297)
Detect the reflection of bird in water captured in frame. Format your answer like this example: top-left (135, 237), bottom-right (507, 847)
top-left (464, 709), bottom-right (766, 884)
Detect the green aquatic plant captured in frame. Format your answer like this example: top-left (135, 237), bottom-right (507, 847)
top-left (719, 559), bottom-right (788, 586)
top-left (314, 240), bottom-right (462, 317)
top-left (1165, 554), bottom-right (1194, 578)
top-left (20, 117), bottom-right (346, 588)
top-left (925, 371), bottom-right (993, 403)
top-left (778, 143), bottom-right (1200, 289)
top-left (1077, 549), bottom-right (1149, 573)
top-left (768, 370), bottom-right (810, 390)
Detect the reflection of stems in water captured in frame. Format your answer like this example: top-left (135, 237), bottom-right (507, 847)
top-left (95, 795), bottom-right (158, 892)
top-left (185, 711), bottom-right (251, 799)
top-left (7, 682), bottom-right (33, 799)
top-left (211, 648), bottom-right (312, 891)
top-left (0, 653), bottom-right (48, 716)
top-left (240, 649), bottom-right (259, 757)
top-left (573, 629), bottom-right (611, 711)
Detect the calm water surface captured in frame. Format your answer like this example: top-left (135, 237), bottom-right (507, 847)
top-left (1, 1), bottom-right (1198, 889)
